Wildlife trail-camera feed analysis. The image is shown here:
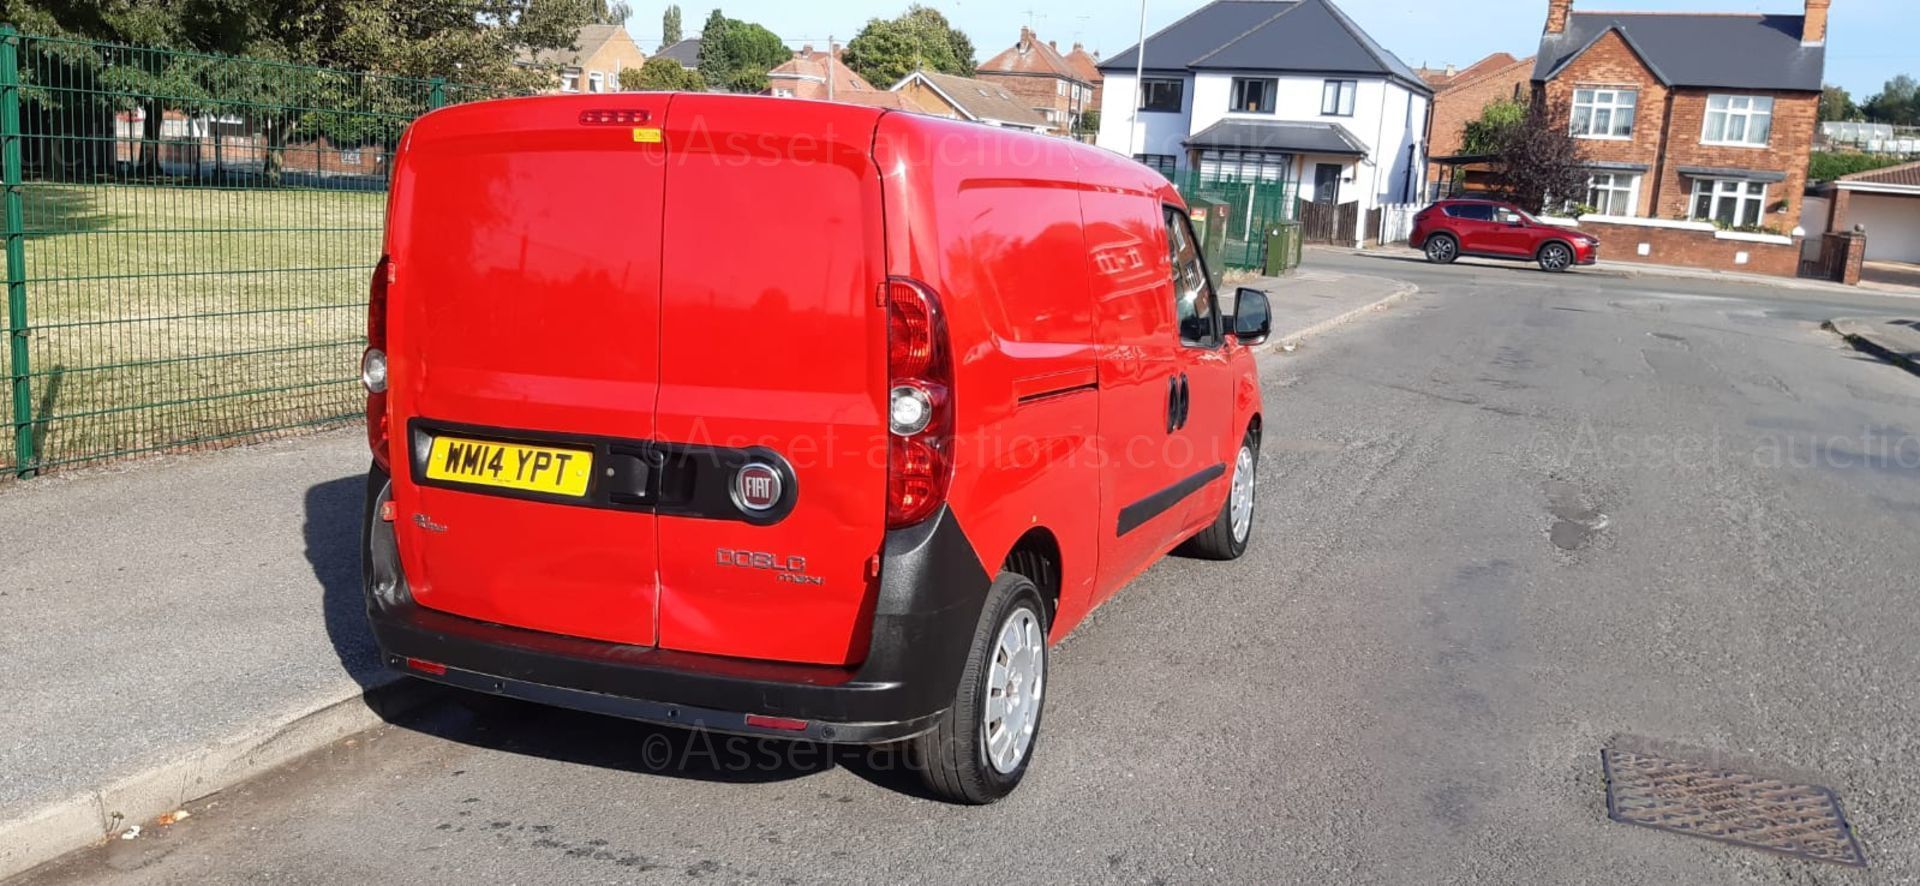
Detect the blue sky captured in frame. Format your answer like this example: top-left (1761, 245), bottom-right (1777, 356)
top-left (626, 0), bottom-right (1909, 98)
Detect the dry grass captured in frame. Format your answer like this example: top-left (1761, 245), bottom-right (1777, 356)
top-left (3, 183), bottom-right (384, 472)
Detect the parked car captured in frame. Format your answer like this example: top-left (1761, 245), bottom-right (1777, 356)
top-left (360, 94), bottom-right (1271, 804)
top-left (1411, 198), bottom-right (1598, 272)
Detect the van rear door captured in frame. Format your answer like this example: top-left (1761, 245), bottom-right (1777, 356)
top-left (385, 95), bottom-right (672, 647)
top-left (651, 96), bottom-right (890, 667)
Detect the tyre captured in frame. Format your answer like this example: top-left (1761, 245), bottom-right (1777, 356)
top-left (1537, 241), bottom-right (1573, 272)
top-left (1178, 429), bottom-right (1258, 560)
top-left (1424, 233), bottom-right (1459, 264)
top-left (911, 572), bottom-right (1049, 804)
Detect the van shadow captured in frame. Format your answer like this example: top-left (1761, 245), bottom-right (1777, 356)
top-left (301, 475), bottom-right (933, 798)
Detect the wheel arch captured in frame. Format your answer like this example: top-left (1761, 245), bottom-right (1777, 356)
top-left (1000, 527), bottom-right (1062, 625)
top-left (1536, 237), bottom-right (1576, 259)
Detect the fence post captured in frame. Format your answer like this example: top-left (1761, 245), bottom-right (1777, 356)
top-left (428, 77), bottom-right (446, 110)
top-left (0, 26), bottom-right (32, 478)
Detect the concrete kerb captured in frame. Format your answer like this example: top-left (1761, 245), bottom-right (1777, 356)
top-left (0, 674), bottom-right (442, 881)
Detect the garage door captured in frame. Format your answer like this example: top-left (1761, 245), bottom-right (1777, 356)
top-left (1849, 192), bottom-right (1920, 262)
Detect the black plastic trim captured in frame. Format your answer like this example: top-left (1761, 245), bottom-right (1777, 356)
top-left (1116, 462), bottom-right (1226, 536)
top-left (363, 473), bottom-right (993, 744)
top-left (404, 417), bottom-right (798, 526)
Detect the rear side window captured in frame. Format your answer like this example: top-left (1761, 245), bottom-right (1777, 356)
top-left (1444, 204), bottom-right (1493, 221)
top-left (1164, 208), bottom-right (1219, 346)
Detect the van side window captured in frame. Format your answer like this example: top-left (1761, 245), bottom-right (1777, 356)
top-left (1164, 208), bottom-right (1219, 346)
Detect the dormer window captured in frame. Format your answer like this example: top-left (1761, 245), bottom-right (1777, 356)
top-left (1571, 88), bottom-right (1636, 139)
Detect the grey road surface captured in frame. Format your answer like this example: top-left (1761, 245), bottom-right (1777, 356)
top-left (25, 253), bottom-right (1920, 884)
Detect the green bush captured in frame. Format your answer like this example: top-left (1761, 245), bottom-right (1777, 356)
top-left (1809, 150), bottom-right (1915, 183)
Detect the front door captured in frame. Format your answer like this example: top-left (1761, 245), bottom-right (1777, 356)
top-left (1313, 163), bottom-right (1342, 205)
top-left (1164, 208), bottom-right (1233, 531)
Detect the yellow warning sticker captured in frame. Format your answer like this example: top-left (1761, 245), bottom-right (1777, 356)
top-left (632, 127), bottom-right (663, 143)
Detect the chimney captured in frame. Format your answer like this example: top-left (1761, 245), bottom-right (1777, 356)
top-left (1444, 63), bottom-right (1456, 77)
top-left (1803, 0), bottom-right (1829, 45)
top-left (1049, 40), bottom-right (1058, 51)
top-left (1019, 26), bottom-right (1034, 52)
top-left (1545, 0), bottom-right (1573, 35)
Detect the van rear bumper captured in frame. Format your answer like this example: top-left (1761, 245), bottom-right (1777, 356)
top-left (362, 466), bottom-right (990, 745)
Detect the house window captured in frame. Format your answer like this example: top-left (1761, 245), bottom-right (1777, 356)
top-left (1571, 88), bottom-right (1635, 138)
top-left (1133, 154), bottom-right (1178, 177)
top-left (1197, 149), bottom-right (1290, 183)
top-left (1584, 172), bottom-right (1640, 216)
top-left (1703, 95), bottom-right (1773, 146)
top-left (1140, 78), bottom-right (1183, 113)
top-left (341, 149), bottom-right (363, 166)
top-left (587, 72), bottom-right (604, 93)
top-left (560, 70), bottom-right (580, 93)
top-left (772, 88), bottom-right (794, 98)
top-left (1321, 80), bottom-right (1356, 116)
top-left (1690, 178), bottom-right (1768, 227)
top-left (1231, 77), bottom-right (1277, 114)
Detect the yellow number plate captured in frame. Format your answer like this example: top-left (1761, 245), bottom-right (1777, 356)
top-left (425, 436), bottom-right (593, 497)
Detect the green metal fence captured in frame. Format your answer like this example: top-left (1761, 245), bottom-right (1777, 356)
top-left (0, 28), bottom-right (494, 477)
top-left (1168, 170), bottom-right (1299, 270)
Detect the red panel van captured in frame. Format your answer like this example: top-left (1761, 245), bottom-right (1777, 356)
top-left (361, 94), bottom-right (1269, 803)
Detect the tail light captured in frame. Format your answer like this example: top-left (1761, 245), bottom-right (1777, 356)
top-left (364, 255), bottom-right (393, 470)
top-left (885, 277), bottom-right (952, 528)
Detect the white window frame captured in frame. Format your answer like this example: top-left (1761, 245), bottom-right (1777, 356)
top-left (587, 71), bottom-right (604, 93)
top-left (1321, 79), bottom-right (1356, 117)
top-left (1584, 172), bottom-right (1640, 216)
top-left (1702, 94), bottom-right (1773, 147)
top-left (560, 69), bottom-right (581, 93)
top-left (772, 87), bottom-right (794, 98)
top-left (1571, 87), bottom-right (1636, 140)
top-left (1689, 178), bottom-right (1769, 228)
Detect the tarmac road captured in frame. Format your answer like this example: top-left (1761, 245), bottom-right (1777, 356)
top-left (23, 252), bottom-right (1920, 884)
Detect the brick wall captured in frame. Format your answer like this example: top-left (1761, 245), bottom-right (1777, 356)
top-left (976, 72), bottom-right (1075, 134)
top-left (1427, 57), bottom-right (1532, 181)
top-left (1577, 217), bottom-right (1802, 277)
top-left (1655, 87), bottom-right (1818, 225)
top-left (1536, 28), bottom-right (1818, 230)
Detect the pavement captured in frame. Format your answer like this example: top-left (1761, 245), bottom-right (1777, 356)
top-left (1347, 243), bottom-right (1920, 298)
top-left (1827, 316), bottom-right (1920, 378)
top-left (20, 251), bottom-right (1920, 884)
top-left (0, 265), bottom-right (1416, 881)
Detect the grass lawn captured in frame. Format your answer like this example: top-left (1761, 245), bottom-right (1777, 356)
top-left (2, 182), bottom-right (384, 474)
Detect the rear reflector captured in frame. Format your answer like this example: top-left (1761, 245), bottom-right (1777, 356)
top-left (378, 500), bottom-right (397, 522)
top-left (404, 657), bottom-right (447, 676)
top-left (744, 714), bottom-right (810, 732)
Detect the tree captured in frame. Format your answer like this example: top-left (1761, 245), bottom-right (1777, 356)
top-left (695, 10), bottom-right (786, 93)
top-left (1461, 97), bottom-right (1527, 155)
top-left (1819, 84), bottom-right (1856, 122)
top-left (842, 4), bottom-right (975, 89)
top-left (1862, 74), bottom-right (1918, 124)
top-left (621, 55), bottom-right (703, 91)
top-left (1486, 98), bottom-right (1589, 214)
top-left (661, 4), bottom-right (682, 44)
top-left (591, 1), bottom-right (630, 26)
top-left (1075, 108), bottom-right (1100, 137)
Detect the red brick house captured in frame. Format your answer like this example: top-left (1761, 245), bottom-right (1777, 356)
top-left (975, 27), bottom-right (1095, 136)
top-left (1533, 0), bottom-right (1826, 226)
top-left (1527, 0), bottom-right (1828, 277)
top-left (1425, 52), bottom-right (1534, 194)
top-left (1064, 43), bottom-right (1104, 122)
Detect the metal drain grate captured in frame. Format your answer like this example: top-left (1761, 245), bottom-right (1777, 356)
top-left (1601, 749), bottom-right (1865, 867)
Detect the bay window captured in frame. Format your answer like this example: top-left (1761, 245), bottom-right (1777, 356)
top-left (1690, 178), bottom-right (1768, 227)
top-left (1702, 95), bottom-right (1773, 146)
top-left (1571, 88), bottom-right (1636, 139)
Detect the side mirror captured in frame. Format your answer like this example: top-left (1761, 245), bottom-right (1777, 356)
top-left (1233, 287), bottom-right (1272, 345)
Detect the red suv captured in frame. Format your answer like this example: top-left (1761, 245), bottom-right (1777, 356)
top-left (360, 94), bottom-right (1269, 803)
top-left (1411, 199), bottom-right (1598, 272)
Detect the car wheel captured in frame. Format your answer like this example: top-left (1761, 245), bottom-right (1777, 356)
top-left (1178, 429), bottom-right (1258, 560)
top-left (1424, 233), bottom-right (1459, 264)
top-left (1538, 242), bottom-right (1573, 272)
top-left (911, 572), bottom-right (1048, 804)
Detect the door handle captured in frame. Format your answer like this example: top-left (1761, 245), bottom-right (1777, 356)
top-left (1166, 375), bottom-right (1180, 433)
top-left (1167, 372), bottom-right (1182, 428)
